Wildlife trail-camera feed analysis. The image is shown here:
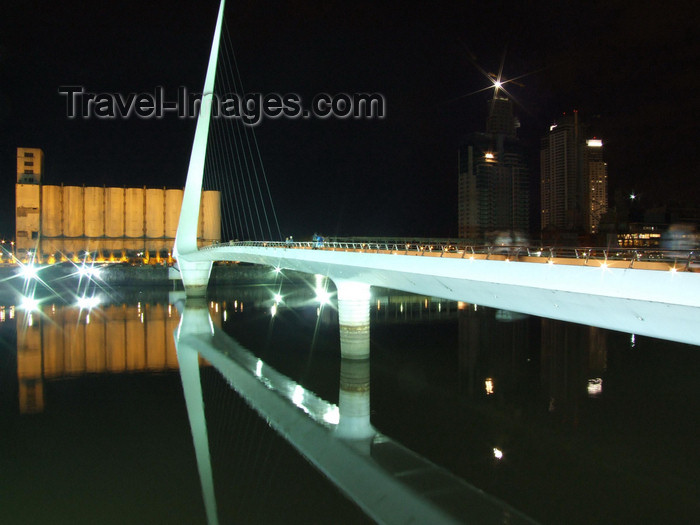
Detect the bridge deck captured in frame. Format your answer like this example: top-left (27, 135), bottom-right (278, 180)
top-left (179, 241), bottom-right (700, 346)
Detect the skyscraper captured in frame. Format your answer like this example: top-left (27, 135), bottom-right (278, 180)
top-left (583, 139), bottom-right (608, 234)
top-left (540, 112), bottom-right (608, 235)
top-left (458, 96), bottom-right (529, 241)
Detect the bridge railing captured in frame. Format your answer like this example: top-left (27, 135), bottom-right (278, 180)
top-left (200, 240), bottom-right (699, 271)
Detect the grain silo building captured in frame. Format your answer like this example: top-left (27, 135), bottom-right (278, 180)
top-left (14, 148), bottom-right (221, 263)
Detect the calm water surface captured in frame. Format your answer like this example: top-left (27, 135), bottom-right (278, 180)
top-left (1, 277), bottom-right (698, 524)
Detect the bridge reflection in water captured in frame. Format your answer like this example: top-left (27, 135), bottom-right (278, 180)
top-left (173, 291), bottom-right (538, 525)
top-left (7, 285), bottom-right (698, 523)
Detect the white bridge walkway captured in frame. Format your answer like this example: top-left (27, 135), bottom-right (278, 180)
top-left (182, 240), bottom-right (700, 347)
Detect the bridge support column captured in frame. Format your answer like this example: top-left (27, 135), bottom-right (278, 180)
top-left (178, 258), bottom-right (213, 297)
top-left (335, 280), bottom-right (374, 440)
top-left (336, 280), bottom-right (370, 359)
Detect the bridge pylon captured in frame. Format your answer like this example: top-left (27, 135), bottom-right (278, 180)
top-left (174, 0), bottom-right (225, 296)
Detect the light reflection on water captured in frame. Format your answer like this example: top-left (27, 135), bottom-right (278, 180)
top-left (0, 283), bottom-right (699, 524)
top-left (13, 302), bottom-right (205, 414)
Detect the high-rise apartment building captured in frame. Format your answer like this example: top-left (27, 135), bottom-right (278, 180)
top-left (540, 112), bottom-right (607, 235)
top-left (583, 139), bottom-right (607, 234)
top-left (458, 96), bottom-right (529, 241)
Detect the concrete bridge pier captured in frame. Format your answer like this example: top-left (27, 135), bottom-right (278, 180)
top-left (335, 280), bottom-right (371, 359)
top-left (178, 258), bottom-right (213, 297)
top-left (334, 280), bottom-right (375, 440)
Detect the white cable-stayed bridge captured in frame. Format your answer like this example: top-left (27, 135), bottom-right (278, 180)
top-left (171, 1), bottom-right (700, 523)
top-left (172, 0), bottom-right (700, 348)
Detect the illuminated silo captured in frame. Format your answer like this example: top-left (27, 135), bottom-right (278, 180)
top-left (41, 185), bottom-right (62, 237)
top-left (145, 189), bottom-right (165, 254)
top-left (124, 188), bottom-right (144, 237)
top-left (63, 186), bottom-right (84, 237)
top-left (16, 147), bottom-right (226, 263)
top-left (41, 185), bottom-right (62, 255)
top-left (105, 188), bottom-right (124, 237)
top-left (200, 190), bottom-right (221, 244)
top-left (124, 188), bottom-right (144, 253)
top-left (63, 186), bottom-right (84, 255)
top-left (104, 188), bottom-right (124, 256)
top-left (84, 187), bottom-right (105, 238)
top-left (164, 189), bottom-right (183, 239)
top-left (19, 161), bottom-right (223, 261)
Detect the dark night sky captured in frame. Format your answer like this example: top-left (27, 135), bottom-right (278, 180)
top-left (1, 0), bottom-right (698, 240)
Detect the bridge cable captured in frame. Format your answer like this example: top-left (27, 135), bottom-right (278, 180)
top-left (222, 18), bottom-right (282, 240)
top-left (205, 121), bottom-right (234, 240)
top-left (200, 17), bottom-right (284, 243)
top-left (207, 112), bottom-right (248, 240)
top-left (209, 50), bottom-right (258, 241)
top-left (217, 28), bottom-right (264, 240)
top-left (206, 75), bottom-right (251, 241)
